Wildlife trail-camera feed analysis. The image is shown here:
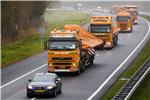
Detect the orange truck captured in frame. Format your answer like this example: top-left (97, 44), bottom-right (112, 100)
top-left (88, 16), bottom-right (120, 49)
top-left (123, 5), bottom-right (138, 24)
top-left (116, 11), bottom-right (133, 32)
top-left (44, 25), bottom-right (103, 75)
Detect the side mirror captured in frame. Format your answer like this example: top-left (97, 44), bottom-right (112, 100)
top-left (44, 40), bottom-right (48, 50)
top-left (79, 40), bottom-right (83, 50)
top-left (28, 79), bottom-right (32, 82)
top-left (88, 26), bottom-right (91, 32)
top-left (55, 78), bottom-right (61, 82)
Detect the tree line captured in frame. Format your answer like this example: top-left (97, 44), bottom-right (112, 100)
top-left (1, 1), bottom-right (48, 42)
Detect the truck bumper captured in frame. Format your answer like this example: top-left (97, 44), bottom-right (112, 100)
top-left (48, 68), bottom-right (78, 73)
top-left (120, 28), bottom-right (131, 32)
top-left (104, 42), bottom-right (113, 49)
top-left (134, 20), bottom-right (138, 25)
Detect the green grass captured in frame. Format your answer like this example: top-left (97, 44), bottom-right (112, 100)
top-left (1, 10), bottom-right (90, 68)
top-left (101, 15), bottom-right (150, 100)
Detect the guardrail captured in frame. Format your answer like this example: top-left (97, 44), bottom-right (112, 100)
top-left (112, 57), bottom-right (150, 100)
top-left (139, 12), bottom-right (150, 16)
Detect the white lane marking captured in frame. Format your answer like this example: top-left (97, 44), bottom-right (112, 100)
top-left (0, 64), bottom-right (47, 89)
top-left (31, 97), bottom-right (36, 100)
top-left (87, 17), bottom-right (150, 100)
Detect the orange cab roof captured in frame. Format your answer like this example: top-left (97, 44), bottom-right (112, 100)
top-left (50, 30), bottom-right (77, 38)
top-left (124, 5), bottom-right (138, 8)
top-left (90, 16), bottom-right (112, 25)
top-left (117, 11), bottom-right (130, 16)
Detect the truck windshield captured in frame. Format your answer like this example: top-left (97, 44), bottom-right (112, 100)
top-left (49, 41), bottom-right (76, 50)
top-left (117, 16), bottom-right (130, 22)
top-left (130, 11), bottom-right (137, 16)
top-left (90, 25), bottom-right (111, 33)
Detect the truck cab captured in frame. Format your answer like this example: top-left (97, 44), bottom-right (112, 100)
top-left (89, 16), bottom-right (119, 49)
top-left (116, 11), bottom-right (133, 33)
top-left (44, 29), bottom-right (94, 75)
top-left (123, 5), bottom-right (138, 24)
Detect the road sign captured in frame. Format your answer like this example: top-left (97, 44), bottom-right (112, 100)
top-left (38, 27), bottom-right (45, 35)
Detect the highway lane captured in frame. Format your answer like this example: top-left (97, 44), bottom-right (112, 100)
top-left (1, 17), bottom-right (150, 100)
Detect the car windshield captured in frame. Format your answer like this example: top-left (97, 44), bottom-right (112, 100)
top-left (33, 75), bottom-right (54, 82)
top-left (90, 25), bottom-right (111, 33)
top-left (49, 41), bottom-right (76, 50)
top-left (117, 16), bottom-right (130, 22)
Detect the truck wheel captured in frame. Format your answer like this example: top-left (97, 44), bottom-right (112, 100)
top-left (114, 36), bottom-right (118, 46)
top-left (112, 37), bottom-right (115, 48)
top-left (130, 27), bottom-right (133, 33)
top-left (81, 61), bottom-right (86, 72)
top-left (76, 61), bottom-right (83, 75)
top-left (75, 69), bottom-right (81, 75)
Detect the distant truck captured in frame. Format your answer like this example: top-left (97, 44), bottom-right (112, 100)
top-left (123, 5), bottom-right (138, 24)
top-left (110, 5), bottom-right (125, 14)
top-left (88, 16), bottom-right (120, 49)
top-left (116, 11), bottom-right (133, 32)
top-left (44, 25), bottom-right (103, 75)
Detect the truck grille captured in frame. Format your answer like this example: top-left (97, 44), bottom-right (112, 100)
top-left (54, 66), bottom-right (71, 69)
top-left (53, 63), bottom-right (72, 65)
top-left (120, 24), bottom-right (127, 27)
top-left (52, 57), bottom-right (73, 60)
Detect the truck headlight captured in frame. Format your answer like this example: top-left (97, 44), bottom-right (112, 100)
top-left (106, 42), bottom-right (111, 45)
top-left (73, 63), bottom-right (76, 67)
top-left (127, 28), bottom-right (131, 30)
top-left (28, 85), bottom-right (33, 89)
top-left (47, 86), bottom-right (53, 89)
top-left (49, 63), bottom-right (52, 67)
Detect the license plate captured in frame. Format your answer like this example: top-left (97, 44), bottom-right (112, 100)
top-left (35, 90), bottom-right (44, 93)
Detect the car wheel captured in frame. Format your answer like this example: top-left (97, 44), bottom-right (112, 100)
top-left (59, 86), bottom-right (62, 93)
top-left (53, 89), bottom-right (57, 97)
top-left (27, 93), bottom-right (33, 98)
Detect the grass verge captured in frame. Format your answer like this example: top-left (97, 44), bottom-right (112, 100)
top-left (1, 10), bottom-right (90, 68)
top-left (101, 15), bottom-right (150, 100)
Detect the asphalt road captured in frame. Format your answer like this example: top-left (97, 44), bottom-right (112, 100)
top-left (1, 16), bottom-right (150, 100)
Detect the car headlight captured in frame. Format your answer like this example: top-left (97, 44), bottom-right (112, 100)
top-left (47, 86), bottom-right (53, 89)
top-left (28, 85), bottom-right (33, 89)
